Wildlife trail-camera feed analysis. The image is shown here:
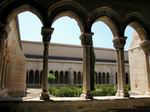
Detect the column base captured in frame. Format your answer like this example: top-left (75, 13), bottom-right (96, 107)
top-left (40, 92), bottom-right (50, 100)
top-left (81, 92), bottom-right (93, 99)
top-left (115, 90), bottom-right (129, 97)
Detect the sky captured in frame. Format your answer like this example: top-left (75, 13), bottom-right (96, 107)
top-left (18, 11), bottom-right (134, 50)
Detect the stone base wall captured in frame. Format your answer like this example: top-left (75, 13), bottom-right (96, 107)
top-left (0, 98), bottom-right (150, 112)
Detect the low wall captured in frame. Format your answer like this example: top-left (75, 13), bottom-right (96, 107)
top-left (0, 98), bottom-right (150, 112)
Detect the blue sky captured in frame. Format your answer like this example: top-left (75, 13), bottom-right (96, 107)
top-left (18, 11), bottom-right (134, 50)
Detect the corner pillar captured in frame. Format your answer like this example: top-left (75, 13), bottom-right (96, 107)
top-left (40, 27), bottom-right (54, 100)
top-left (113, 37), bottom-right (129, 97)
top-left (0, 23), bottom-right (10, 90)
top-left (80, 32), bottom-right (93, 99)
top-left (140, 40), bottom-right (150, 95)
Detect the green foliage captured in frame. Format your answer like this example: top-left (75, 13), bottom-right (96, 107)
top-left (91, 84), bottom-right (116, 96)
top-left (48, 73), bottom-right (56, 81)
top-left (48, 84), bottom-right (130, 97)
top-left (49, 86), bottom-right (82, 97)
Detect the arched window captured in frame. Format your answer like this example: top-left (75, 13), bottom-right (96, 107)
top-left (65, 71), bottom-right (69, 84)
top-left (40, 70), bottom-right (43, 84)
top-left (74, 71), bottom-right (77, 84)
top-left (49, 71), bottom-right (54, 84)
top-left (102, 72), bottom-right (105, 84)
top-left (125, 73), bottom-right (129, 84)
top-left (106, 72), bottom-right (110, 84)
top-left (26, 71), bottom-right (29, 84)
top-left (115, 72), bottom-right (117, 84)
top-left (98, 72), bottom-right (101, 84)
top-left (29, 70), bottom-right (34, 84)
top-left (78, 72), bottom-right (82, 84)
top-left (95, 72), bottom-right (98, 84)
top-left (60, 71), bottom-right (64, 84)
top-left (35, 70), bottom-right (40, 84)
top-left (55, 71), bottom-right (58, 84)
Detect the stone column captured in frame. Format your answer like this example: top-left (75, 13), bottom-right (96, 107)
top-left (140, 40), bottom-right (150, 95)
top-left (80, 32), bottom-right (93, 99)
top-left (40, 27), bottom-right (54, 100)
top-left (113, 37), bottom-right (129, 97)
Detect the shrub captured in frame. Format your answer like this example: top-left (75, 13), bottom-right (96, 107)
top-left (91, 84), bottom-right (116, 96)
top-left (48, 84), bottom-right (130, 97)
top-left (49, 86), bottom-right (82, 97)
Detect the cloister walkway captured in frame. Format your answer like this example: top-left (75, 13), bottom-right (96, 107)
top-left (21, 88), bottom-right (150, 101)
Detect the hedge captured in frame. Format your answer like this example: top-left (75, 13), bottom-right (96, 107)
top-left (48, 84), bottom-right (130, 97)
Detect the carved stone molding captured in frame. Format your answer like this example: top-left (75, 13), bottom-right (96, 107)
top-left (80, 32), bottom-right (94, 46)
top-left (41, 27), bottom-right (54, 43)
top-left (140, 40), bottom-right (150, 53)
top-left (113, 37), bottom-right (127, 50)
top-left (0, 23), bottom-right (10, 39)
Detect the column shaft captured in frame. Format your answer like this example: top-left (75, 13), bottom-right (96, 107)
top-left (113, 37), bottom-right (128, 97)
top-left (82, 45), bottom-right (90, 93)
top-left (145, 52), bottom-right (150, 93)
top-left (40, 43), bottom-right (49, 100)
top-left (40, 27), bottom-right (53, 100)
top-left (80, 32), bottom-right (93, 99)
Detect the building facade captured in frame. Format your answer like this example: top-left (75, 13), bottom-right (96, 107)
top-left (22, 41), bottom-right (129, 87)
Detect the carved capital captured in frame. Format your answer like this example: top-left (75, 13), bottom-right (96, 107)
top-left (0, 23), bottom-right (10, 39)
top-left (41, 27), bottom-right (54, 43)
top-left (113, 37), bottom-right (127, 50)
top-left (80, 32), bottom-right (94, 46)
top-left (140, 40), bottom-right (150, 53)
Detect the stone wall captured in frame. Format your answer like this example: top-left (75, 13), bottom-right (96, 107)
top-left (5, 18), bottom-right (26, 97)
top-left (128, 31), bottom-right (148, 95)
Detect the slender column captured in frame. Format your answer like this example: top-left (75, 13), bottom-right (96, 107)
top-left (40, 27), bottom-right (54, 100)
top-left (80, 32), bottom-right (93, 99)
top-left (140, 40), bottom-right (150, 95)
top-left (113, 37), bottom-right (129, 97)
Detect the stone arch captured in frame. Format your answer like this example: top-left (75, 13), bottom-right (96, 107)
top-left (48, 0), bottom-right (87, 32)
top-left (73, 71), bottom-right (77, 84)
top-left (106, 72), bottom-right (110, 84)
top-left (78, 71), bottom-right (82, 84)
top-left (26, 71), bottom-right (29, 84)
top-left (64, 71), bottom-right (69, 84)
top-left (40, 70), bottom-right (43, 84)
top-left (29, 70), bottom-right (34, 84)
top-left (54, 71), bottom-right (59, 84)
top-left (35, 70), bottom-right (40, 84)
top-left (89, 7), bottom-right (121, 37)
top-left (102, 72), bottom-right (106, 84)
top-left (123, 12), bottom-right (148, 41)
top-left (98, 72), bottom-right (102, 84)
top-left (125, 73), bottom-right (129, 85)
top-left (6, 4), bottom-right (44, 25)
top-left (49, 70), bottom-right (54, 84)
top-left (60, 71), bottom-right (64, 84)
top-left (95, 72), bottom-right (98, 84)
